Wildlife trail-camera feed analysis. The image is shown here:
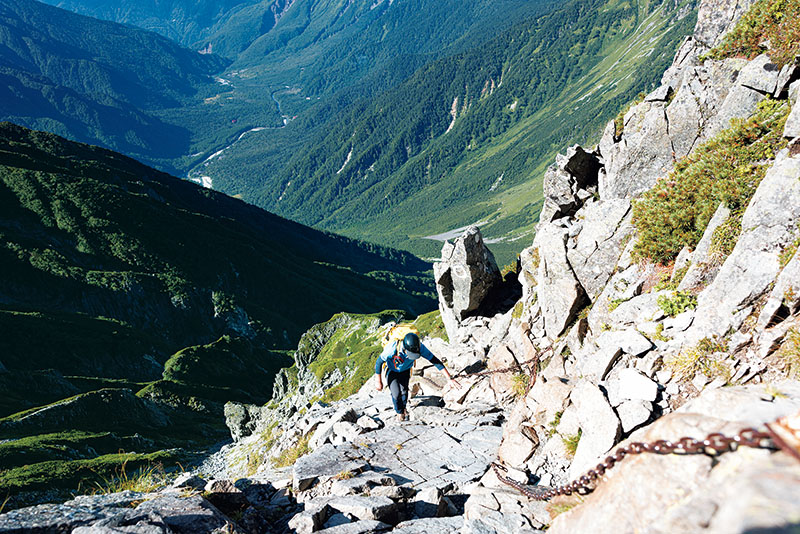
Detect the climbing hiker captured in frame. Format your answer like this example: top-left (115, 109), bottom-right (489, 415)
top-left (375, 331), bottom-right (460, 422)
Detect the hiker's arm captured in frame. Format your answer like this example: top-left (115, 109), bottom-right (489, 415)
top-left (421, 345), bottom-right (461, 387)
top-left (374, 355), bottom-right (384, 390)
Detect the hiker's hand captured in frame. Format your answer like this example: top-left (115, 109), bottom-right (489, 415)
top-left (449, 377), bottom-right (461, 388)
top-left (376, 381), bottom-right (383, 391)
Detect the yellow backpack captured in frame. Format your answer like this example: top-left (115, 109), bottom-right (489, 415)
top-left (382, 323), bottom-right (420, 349)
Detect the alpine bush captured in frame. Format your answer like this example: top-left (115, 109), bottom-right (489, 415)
top-left (632, 99), bottom-right (789, 263)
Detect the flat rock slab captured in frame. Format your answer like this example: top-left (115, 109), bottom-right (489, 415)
top-left (392, 516), bottom-right (464, 533)
top-left (315, 519), bottom-right (392, 534)
top-left (292, 405), bottom-right (502, 492)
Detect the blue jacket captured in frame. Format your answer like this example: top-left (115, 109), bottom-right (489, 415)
top-left (375, 340), bottom-right (444, 374)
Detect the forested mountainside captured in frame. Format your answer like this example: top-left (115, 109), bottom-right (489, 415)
top-left (0, 122), bottom-right (433, 503)
top-left (36, 0), bottom-right (260, 49)
top-left (200, 0), bottom-right (697, 262)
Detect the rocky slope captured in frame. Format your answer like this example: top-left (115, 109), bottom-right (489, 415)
top-left (2, 0), bottom-right (800, 531)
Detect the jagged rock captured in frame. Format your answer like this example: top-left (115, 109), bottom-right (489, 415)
top-left (356, 415), bottom-right (383, 432)
top-left (224, 401), bottom-right (273, 441)
top-left (662, 310), bottom-right (695, 334)
top-left (293, 444), bottom-right (369, 491)
top-left (667, 59), bottom-right (744, 158)
top-left (609, 292), bottom-right (667, 327)
top-left (540, 146), bottom-right (601, 222)
top-left (304, 495), bottom-right (398, 523)
top-left (616, 368), bottom-right (659, 402)
top-left (569, 381), bottom-right (622, 478)
top-left (413, 486), bottom-right (446, 518)
top-left (688, 153), bottom-right (800, 341)
top-left (330, 472), bottom-right (396, 497)
top-left (434, 226), bottom-right (502, 340)
top-left (596, 328), bottom-right (653, 357)
top-left (785, 80), bottom-right (800, 138)
top-left (315, 520), bottom-right (392, 534)
top-left (645, 84), bottom-right (673, 102)
top-left (487, 343), bottom-right (521, 397)
top-left (616, 400), bottom-right (653, 433)
top-left (693, 0), bottom-right (758, 49)
top-left (566, 199), bottom-right (632, 301)
top-left (757, 252), bottom-right (800, 329)
top-left (535, 224), bottom-right (588, 339)
top-left (678, 203), bottom-right (731, 291)
top-left (392, 516), bottom-right (463, 533)
top-left (581, 345), bottom-right (623, 381)
top-left (310, 407), bottom-right (359, 449)
top-left (775, 62), bottom-right (798, 97)
top-left (203, 479), bottom-right (248, 516)
top-left (598, 99), bottom-right (674, 200)
top-left (548, 383), bottom-right (800, 534)
top-left (171, 473), bottom-right (207, 491)
top-left (289, 504), bottom-right (331, 534)
top-left (322, 513), bottom-right (352, 529)
top-left (737, 54), bottom-right (781, 94)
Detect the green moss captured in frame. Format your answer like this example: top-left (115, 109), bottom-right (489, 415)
top-left (633, 99), bottom-right (789, 263)
top-left (512, 301), bottom-right (525, 319)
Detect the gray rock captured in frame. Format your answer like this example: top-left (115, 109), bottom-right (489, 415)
top-left (330, 472), bottom-right (396, 497)
top-left (692, 0), bottom-right (758, 49)
top-left (774, 62), bottom-right (797, 97)
top-left (599, 100), bottom-right (674, 200)
top-left (310, 407), bottom-right (359, 449)
top-left (786, 81), bottom-right (800, 138)
top-left (597, 328), bottom-right (653, 357)
top-left (736, 54), bottom-right (780, 94)
top-left (356, 415), bottom-right (383, 431)
top-left (293, 444), bottom-right (369, 491)
top-left (289, 504), bottom-right (331, 534)
top-left (567, 199), bottom-right (632, 301)
top-left (315, 520), bottom-right (392, 534)
top-left (535, 224), bottom-right (588, 339)
top-left (581, 345), bottom-right (623, 381)
top-left (309, 495), bottom-right (398, 522)
top-left (540, 146), bottom-right (601, 222)
top-left (610, 292), bottom-right (667, 326)
top-left (392, 516), bottom-right (463, 534)
top-left (569, 380), bottom-right (622, 478)
top-left (663, 310), bottom-right (694, 333)
top-left (688, 154), bottom-right (800, 341)
top-left (757, 251), bottom-right (800, 329)
top-left (170, 473), bottom-right (207, 491)
top-left (71, 510), bottom-right (171, 534)
top-left (616, 400), bottom-right (653, 433)
top-left (323, 513), bottom-right (353, 529)
top-left (616, 368), bottom-right (659, 402)
top-left (413, 486), bottom-right (446, 518)
top-left (434, 227), bottom-right (502, 340)
top-left (645, 84), bottom-right (673, 102)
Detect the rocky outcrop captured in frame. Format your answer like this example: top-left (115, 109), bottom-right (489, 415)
top-left (434, 226), bottom-right (503, 341)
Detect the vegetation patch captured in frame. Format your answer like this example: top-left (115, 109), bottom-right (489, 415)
top-left (703, 0), bottom-right (800, 67)
top-left (511, 373), bottom-right (531, 398)
top-left (632, 99), bottom-right (789, 263)
top-left (414, 310), bottom-right (449, 343)
top-left (562, 429), bottom-right (582, 458)
top-left (665, 337), bottom-right (731, 382)
top-left (775, 327), bottom-right (800, 378)
top-left (272, 434), bottom-right (312, 468)
top-left (657, 291), bottom-right (698, 317)
top-left (708, 213), bottom-right (744, 265)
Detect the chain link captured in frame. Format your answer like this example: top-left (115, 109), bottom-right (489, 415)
top-left (492, 427), bottom-right (775, 501)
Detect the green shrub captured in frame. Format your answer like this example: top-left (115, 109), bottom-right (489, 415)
top-left (708, 213), bottom-right (743, 265)
top-left (562, 429), bottom-right (582, 458)
top-left (704, 0), bottom-right (800, 67)
top-left (657, 291), bottom-right (698, 316)
top-left (511, 373), bottom-right (530, 398)
top-left (632, 99), bottom-right (789, 263)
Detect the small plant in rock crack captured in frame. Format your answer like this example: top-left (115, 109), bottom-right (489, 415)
top-left (657, 291), bottom-right (697, 317)
top-left (335, 470), bottom-right (356, 481)
top-left (775, 327), bottom-right (800, 379)
top-left (562, 429), bottom-right (582, 458)
top-left (665, 337), bottom-right (731, 382)
top-left (547, 411), bottom-right (563, 438)
top-left (511, 372), bottom-right (530, 398)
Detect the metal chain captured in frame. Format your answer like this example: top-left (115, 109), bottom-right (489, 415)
top-left (491, 427), bottom-right (775, 501)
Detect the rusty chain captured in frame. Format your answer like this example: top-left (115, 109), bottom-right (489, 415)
top-left (491, 427), bottom-right (775, 501)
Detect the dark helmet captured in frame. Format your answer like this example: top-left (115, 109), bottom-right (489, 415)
top-left (403, 333), bottom-right (421, 354)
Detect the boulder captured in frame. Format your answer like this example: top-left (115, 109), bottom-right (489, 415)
top-left (569, 381), bottom-right (622, 478)
top-left (535, 224), bottom-right (588, 339)
top-left (310, 407), bottom-right (359, 449)
top-left (566, 199), bottom-right (633, 301)
top-left (616, 400), bottom-right (653, 433)
top-left (434, 226), bottom-right (502, 340)
top-left (316, 520), bottom-right (392, 534)
top-left (540, 145), bottom-right (601, 222)
top-left (616, 368), bottom-right (659, 402)
top-left (785, 80), bottom-right (800, 139)
top-left (202, 479), bottom-right (248, 516)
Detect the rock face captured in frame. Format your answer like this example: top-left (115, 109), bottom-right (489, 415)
top-left (434, 226), bottom-right (503, 341)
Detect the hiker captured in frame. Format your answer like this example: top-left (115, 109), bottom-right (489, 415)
top-left (375, 332), bottom-right (459, 421)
